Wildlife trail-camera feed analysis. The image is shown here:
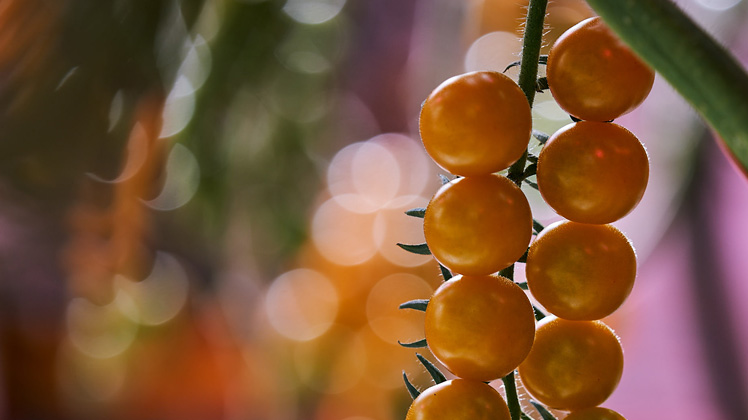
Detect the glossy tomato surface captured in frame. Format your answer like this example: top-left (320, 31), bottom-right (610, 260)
top-left (518, 317), bottom-right (623, 410)
top-left (424, 175), bottom-right (532, 275)
top-left (419, 71), bottom-right (531, 176)
top-left (536, 121), bottom-right (649, 224)
top-left (526, 221), bottom-right (637, 320)
top-left (425, 274), bottom-right (535, 381)
top-left (564, 407), bottom-right (627, 420)
top-left (406, 379), bottom-right (511, 420)
top-left (547, 16), bottom-right (655, 122)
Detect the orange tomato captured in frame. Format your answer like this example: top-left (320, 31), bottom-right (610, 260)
top-left (547, 16), bottom-right (654, 122)
top-left (419, 71), bottom-right (531, 176)
top-left (519, 317), bottom-right (623, 410)
top-left (424, 175), bottom-right (532, 275)
top-left (406, 379), bottom-right (511, 420)
top-left (526, 221), bottom-right (637, 320)
top-left (536, 121), bottom-right (649, 224)
top-left (425, 274), bottom-right (535, 381)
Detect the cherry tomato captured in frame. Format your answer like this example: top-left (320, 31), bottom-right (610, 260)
top-left (518, 317), bottom-right (623, 411)
top-left (536, 121), bottom-right (649, 224)
top-left (419, 71), bottom-right (532, 176)
top-left (564, 407), bottom-right (626, 420)
top-left (547, 16), bottom-right (655, 122)
top-left (526, 221), bottom-right (637, 320)
top-left (425, 274), bottom-right (535, 381)
top-left (406, 379), bottom-right (511, 420)
top-left (424, 174), bottom-right (532, 275)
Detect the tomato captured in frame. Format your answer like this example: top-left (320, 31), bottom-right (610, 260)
top-left (525, 221), bottom-right (637, 320)
top-left (406, 379), bottom-right (511, 420)
top-left (419, 71), bottom-right (531, 176)
top-left (546, 16), bottom-right (655, 122)
top-left (424, 174), bottom-right (532, 275)
top-left (424, 274), bottom-right (535, 381)
top-left (518, 317), bottom-right (623, 410)
top-left (536, 121), bottom-right (649, 224)
top-left (564, 407), bottom-right (626, 420)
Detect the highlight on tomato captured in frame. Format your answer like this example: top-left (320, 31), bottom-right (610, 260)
top-left (424, 274), bottom-right (535, 381)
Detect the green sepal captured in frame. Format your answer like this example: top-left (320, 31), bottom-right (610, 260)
top-left (532, 130), bottom-right (550, 144)
top-left (530, 400), bottom-right (558, 420)
top-left (516, 282), bottom-right (529, 290)
top-left (405, 207), bottom-right (426, 218)
top-left (397, 242), bottom-right (431, 255)
top-left (399, 299), bottom-right (429, 312)
top-left (398, 338), bottom-right (428, 348)
top-left (533, 305), bottom-right (546, 321)
top-left (416, 353), bottom-right (447, 384)
top-left (403, 371), bottom-right (420, 400)
top-left (439, 264), bottom-right (453, 281)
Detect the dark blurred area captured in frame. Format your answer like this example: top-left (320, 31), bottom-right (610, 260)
top-left (0, 0), bottom-right (747, 419)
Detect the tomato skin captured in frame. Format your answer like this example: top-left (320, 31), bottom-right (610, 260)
top-left (406, 379), bottom-right (511, 420)
top-left (564, 407), bottom-right (626, 420)
top-left (425, 274), bottom-right (535, 381)
top-left (424, 175), bottom-right (533, 276)
top-left (526, 221), bottom-right (637, 320)
top-left (518, 317), bottom-right (623, 411)
top-left (536, 121), bottom-right (649, 224)
top-left (547, 16), bottom-right (654, 122)
top-left (419, 71), bottom-right (532, 176)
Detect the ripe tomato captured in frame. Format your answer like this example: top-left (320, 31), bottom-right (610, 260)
top-left (525, 221), bottom-right (637, 320)
top-left (564, 407), bottom-right (626, 420)
top-left (419, 71), bottom-right (531, 176)
top-left (406, 379), bottom-right (511, 420)
top-left (424, 174), bottom-right (532, 275)
top-left (425, 274), bottom-right (535, 381)
top-left (536, 121), bottom-right (648, 224)
top-left (546, 16), bottom-right (655, 122)
top-left (518, 317), bottom-right (623, 411)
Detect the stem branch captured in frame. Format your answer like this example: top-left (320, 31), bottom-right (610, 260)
top-left (507, 0), bottom-right (548, 184)
top-left (504, 2), bottom-right (548, 420)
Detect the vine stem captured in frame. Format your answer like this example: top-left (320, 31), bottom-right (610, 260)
top-left (504, 1), bottom-right (549, 420)
top-left (507, 0), bottom-right (549, 185)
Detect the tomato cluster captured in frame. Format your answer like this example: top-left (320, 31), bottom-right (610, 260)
top-left (403, 15), bottom-right (652, 420)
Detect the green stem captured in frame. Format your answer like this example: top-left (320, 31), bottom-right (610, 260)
top-left (502, 371), bottom-right (522, 420)
top-left (504, 3), bottom-right (549, 420)
top-left (507, 0), bottom-right (549, 185)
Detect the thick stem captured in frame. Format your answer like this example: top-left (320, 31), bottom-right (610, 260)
top-left (507, 0), bottom-right (549, 184)
top-left (502, 371), bottom-right (522, 420)
top-left (504, 2), bottom-right (549, 420)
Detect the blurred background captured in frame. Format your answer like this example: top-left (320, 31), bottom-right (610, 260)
top-left (1, 0), bottom-right (748, 419)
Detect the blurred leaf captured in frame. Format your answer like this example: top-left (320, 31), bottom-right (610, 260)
top-left (587, 0), bottom-right (748, 173)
